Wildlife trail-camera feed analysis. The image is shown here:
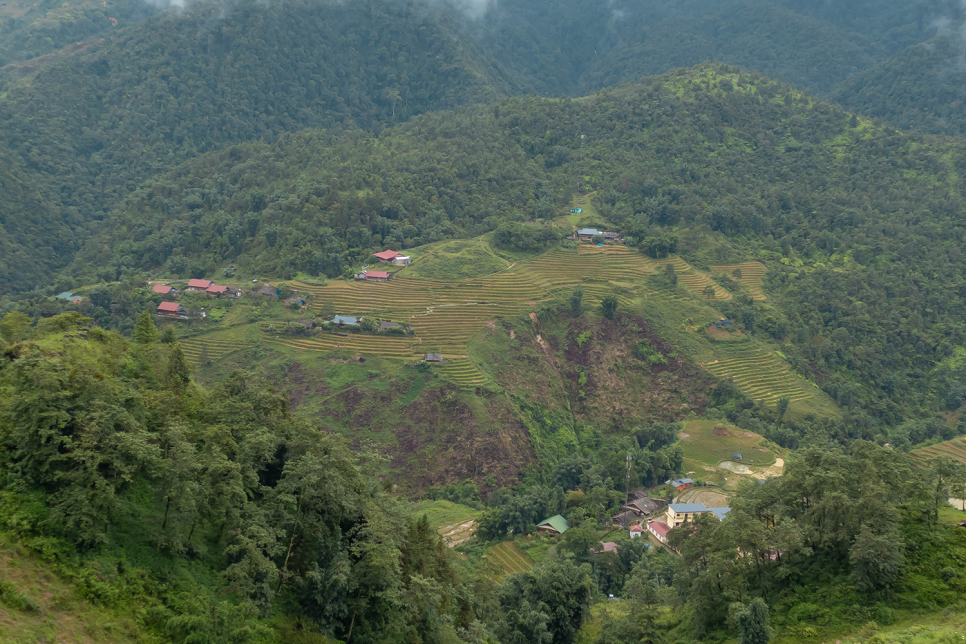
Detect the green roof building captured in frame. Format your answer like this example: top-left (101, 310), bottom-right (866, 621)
top-left (536, 514), bottom-right (569, 536)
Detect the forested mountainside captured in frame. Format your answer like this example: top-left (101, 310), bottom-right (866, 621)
top-left (0, 0), bottom-right (155, 67)
top-left (69, 64), bottom-right (966, 435)
top-left (0, 154), bottom-right (74, 288)
top-left (0, 0), bottom-right (514, 292)
top-left (830, 30), bottom-right (966, 136)
top-left (0, 0), bottom-right (959, 292)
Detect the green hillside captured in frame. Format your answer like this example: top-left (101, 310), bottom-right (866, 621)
top-left (830, 32), bottom-right (966, 136)
top-left (55, 63), bottom-right (966, 442)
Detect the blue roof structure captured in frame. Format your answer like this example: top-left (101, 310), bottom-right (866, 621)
top-left (671, 478), bottom-right (694, 487)
top-left (55, 292), bottom-right (75, 300)
top-left (668, 503), bottom-right (710, 513)
top-left (333, 315), bottom-right (360, 325)
top-left (577, 228), bottom-right (602, 236)
top-left (709, 507), bottom-right (731, 520)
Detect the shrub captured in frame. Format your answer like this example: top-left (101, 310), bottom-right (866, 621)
top-left (0, 579), bottom-right (42, 612)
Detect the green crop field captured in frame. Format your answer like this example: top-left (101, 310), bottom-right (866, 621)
top-left (406, 240), bottom-right (510, 281)
top-left (710, 261), bottom-right (768, 300)
top-left (911, 436), bottom-right (966, 464)
top-left (678, 420), bottom-right (777, 468)
top-left (702, 344), bottom-right (816, 406)
top-left (485, 541), bottom-right (535, 576)
top-left (180, 335), bottom-right (250, 366)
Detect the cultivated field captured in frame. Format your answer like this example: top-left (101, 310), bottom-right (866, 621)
top-left (702, 345), bottom-right (814, 405)
top-left (710, 261), bottom-right (767, 300)
top-left (175, 240), bottom-right (832, 408)
top-left (911, 436), bottom-right (966, 464)
top-left (486, 541), bottom-right (535, 576)
top-left (678, 420), bottom-right (777, 468)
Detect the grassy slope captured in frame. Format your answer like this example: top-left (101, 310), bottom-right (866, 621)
top-left (911, 436), bottom-right (966, 465)
top-left (0, 538), bottom-right (153, 644)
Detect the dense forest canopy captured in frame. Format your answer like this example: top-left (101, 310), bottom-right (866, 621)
top-left (1, 0), bottom-right (965, 293)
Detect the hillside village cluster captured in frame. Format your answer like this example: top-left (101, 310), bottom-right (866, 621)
top-left (535, 478), bottom-right (731, 551)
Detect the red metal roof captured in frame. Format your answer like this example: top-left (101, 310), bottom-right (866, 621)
top-left (629, 524), bottom-right (644, 532)
top-left (647, 520), bottom-right (671, 538)
top-left (157, 302), bottom-right (183, 312)
top-left (152, 284), bottom-right (173, 294)
top-left (188, 279), bottom-right (212, 288)
top-left (206, 284), bottom-right (229, 293)
top-left (372, 250), bottom-right (400, 260)
top-left (365, 271), bottom-right (390, 279)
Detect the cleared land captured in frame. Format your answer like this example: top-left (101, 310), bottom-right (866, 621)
top-left (911, 436), bottom-right (966, 464)
top-left (678, 420), bottom-right (777, 469)
top-left (413, 500), bottom-right (481, 546)
top-left (710, 261), bottom-right (768, 300)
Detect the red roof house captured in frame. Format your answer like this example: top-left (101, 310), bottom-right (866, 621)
top-left (157, 302), bottom-right (187, 318)
top-left (373, 250), bottom-right (400, 261)
top-left (206, 284), bottom-right (229, 294)
top-left (646, 519), bottom-right (672, 544)
top-left (152, 284), bottom-right (174, 294)
top-left (187, 279), bottom-right (213, 291)
top-left (363, 270), bottom-right (390, 282)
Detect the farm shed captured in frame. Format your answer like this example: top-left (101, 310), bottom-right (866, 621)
top-left (424, 353), bottom-right (444, 363)
top-left (536, 515), bottom-right (569, 537)
top-left (391, 255), bottom-right (411, 266)
top-left (152, 284), bottom-right (178, 296)
top-left (378, 321), bottom-right (401, 331)
top-left (257, 284), bottom-right (281, 298)
top-left (577, 228), bottom-right (602, 240)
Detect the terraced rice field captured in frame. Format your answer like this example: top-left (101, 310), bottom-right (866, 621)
top-left (711, 262), bottom-right (767, 300)
top-left (524, 248), bottom-right (657, 287)
top-left (911, 437), bottom-right (966, 464)
top-left (486, 542), bottom-right (534, 576)
top-left (263, 334), bottom-right (418, 358)
top-left (703, 346), bottom-right (813, 405)
top-left (180, 337), bottom-right (249, 365)
top-left (438, 358), bottom-right (487, 387)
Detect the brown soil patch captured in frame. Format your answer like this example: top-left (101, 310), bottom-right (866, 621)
top-left (713, 426), bottom-right (730, 436)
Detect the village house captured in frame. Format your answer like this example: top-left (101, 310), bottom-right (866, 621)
top-left (152, 284), bottom-right (179, 297)
top-left (284, 295), bottom-right (306, 307)
top-left (664, 503), bottom-right (731, 527)
top-left (333, 315), bottom-right (361, 327)
top-left (355, 270), bottom-right (391, 282)
top-left (205, 284), bottom-right (240, 297)
top-left (156, 302), bottom-right (188, 319)
top-left (55, 291), bottom-right (84, 304)
top-left (424, 353), bottom-right (444, 363)
top-left (298, 320), bottom-right (315, 330)
top-left (577, 228), bottom-right (602, 241)
top-left (668, 478), bottom-right (694, 491)
top-left (536, 515), bottom-right (569, 537)
top-left (612, 493), bottom-right (665, 526)
top-left (372, 249), bottom-right (400, 262)
top-left (378, 321), bottom-right (401, 332)
top-left (591, 542), bottom-right (619, 555)
top-left (256, 284), bottom-right (280, 298)
top-left (646, 519), bottom-right (672, 544)
top-left (186, 279), bottom-right (213, 292)
top-left (629, 523), bottom-right (643, 539)
top-left (391, 255), bottom-right (411, 266)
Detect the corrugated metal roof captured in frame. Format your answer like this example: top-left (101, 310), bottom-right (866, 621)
top-left (537, 514), bottom-right (569, 534)
top-left (333, 315), bottom-right (360, 325)
top-left (668, 503), bottom-right (709, 513)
